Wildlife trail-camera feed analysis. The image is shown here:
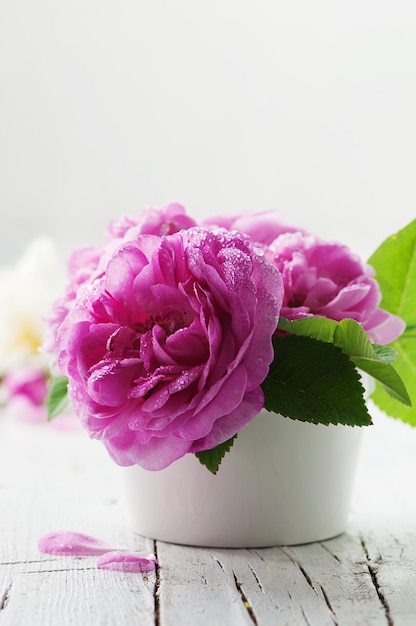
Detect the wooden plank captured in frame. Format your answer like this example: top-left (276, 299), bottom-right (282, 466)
top-left (154, 530), bottom-right (413, 625)
top-left (362, 530), bottom-right (416, 626)
top-left (208, 535), bottom-right (392, 626)
top-left (0, 413), bottom-right (130, 563)
top-left (209, 545), bottom-right (335, 625)
top-left (0, 563), bottom-right (155, 626)
top-left (0, 565), bottom-right (13, 617)
top-left (286, 533), bottom-right (389, 625)
top-left (0, 414), bottom-right (157, 625)
top-left (154, 535), bottom-right (389, 626)
top-left (2, 409), bottom-right (416, 624)
top-left (155, 542), bottom-right (254, 625)
top-left (0, 482), bottom-right (157, 625)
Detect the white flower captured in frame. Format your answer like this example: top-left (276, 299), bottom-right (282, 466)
top-left (0, 237), bottom-right (64, 376)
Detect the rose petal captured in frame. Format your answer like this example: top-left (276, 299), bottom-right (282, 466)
top-left (96, 551), bottom-right (157, 573)
top-left (202, 209), bottom-right (303, 244)
top-left (47, 224), bottom-right (283, 469)
top-left (268, 231), bottom-right (405, 345)
top-left (38, 531), bottom-right (119, 556)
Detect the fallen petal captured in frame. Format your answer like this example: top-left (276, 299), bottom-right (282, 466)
top-left (96, 551), bottom-right (157, 573)
top-left (38, 531), bottom-right (119, 556)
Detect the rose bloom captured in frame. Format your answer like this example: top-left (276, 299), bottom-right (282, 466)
top-left (202, 209), bottom-right (304, 246)
top-left (106, 202), bottom-right (197, 239)
top-left (267, 231), bottom-right (405, 344)
top-left (3, 367), bottom-right (49, 423)
top-left (4, 367), bottom-right (48, 405)
top-left (44, 203), bottom-right (197, 357)
top-left (53, 227), bottom-right (283, 470)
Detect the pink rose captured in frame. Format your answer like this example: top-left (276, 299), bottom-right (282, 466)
top-left (44, 204), bottom-right (197, 356)
top-left (54, 228), bottom-right (283, 470)
top-left (106, 202), bottom-right (197, 239)
top-left (3, 367), bottom-right (49, 422)
top-left (268, 232), bottom-right (405, 344)
top-left (4, 367), bottom-right (48, 405)
top-left (202, 209), bottom-right (304, 245)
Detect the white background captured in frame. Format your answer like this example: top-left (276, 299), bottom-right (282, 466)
top-left (1, 1), bottom-right (415, 266)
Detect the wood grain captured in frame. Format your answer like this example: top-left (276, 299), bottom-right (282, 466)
top-left (1, 408), bottom-right (416, 624)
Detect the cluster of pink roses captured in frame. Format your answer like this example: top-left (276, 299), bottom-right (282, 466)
top-left (46, 204), bottom-right (404, 470)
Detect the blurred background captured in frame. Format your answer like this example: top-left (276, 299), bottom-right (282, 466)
top-left (1, 0), bottom-right (415, 267)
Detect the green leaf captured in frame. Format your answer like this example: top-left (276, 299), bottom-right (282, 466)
top-left (278, 316), bottom-right (338, 343)
top-left (47, 376), bottom-right (69, 421)
top-left (368, 219), bottom-right (416, 323)
top-left (333, 319), bottom-right (411, 406)
top-left (278, 317), bottom-right (410, 406)
top-left (261, 334), bottom-right (372, 426)
top-left (195, 435), bottom-right (237, 474)
top-left (372, 344), bottom-right (399, 364)
top-left (279, 317), bottom-right (411, 406)
top-left (368, 219), bottom-right (416, 424)
top-left (371, 336), bottom-right (416, 425)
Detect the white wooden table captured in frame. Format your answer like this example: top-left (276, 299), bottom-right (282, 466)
top-left (1, 403), bottom-right (416, 625)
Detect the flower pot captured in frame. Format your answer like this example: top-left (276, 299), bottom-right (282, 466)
top-left (122, 410), bottom-right (363, 548)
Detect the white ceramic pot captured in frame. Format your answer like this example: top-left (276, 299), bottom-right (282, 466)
top-left (122, 410), bottom-right (363, 548)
